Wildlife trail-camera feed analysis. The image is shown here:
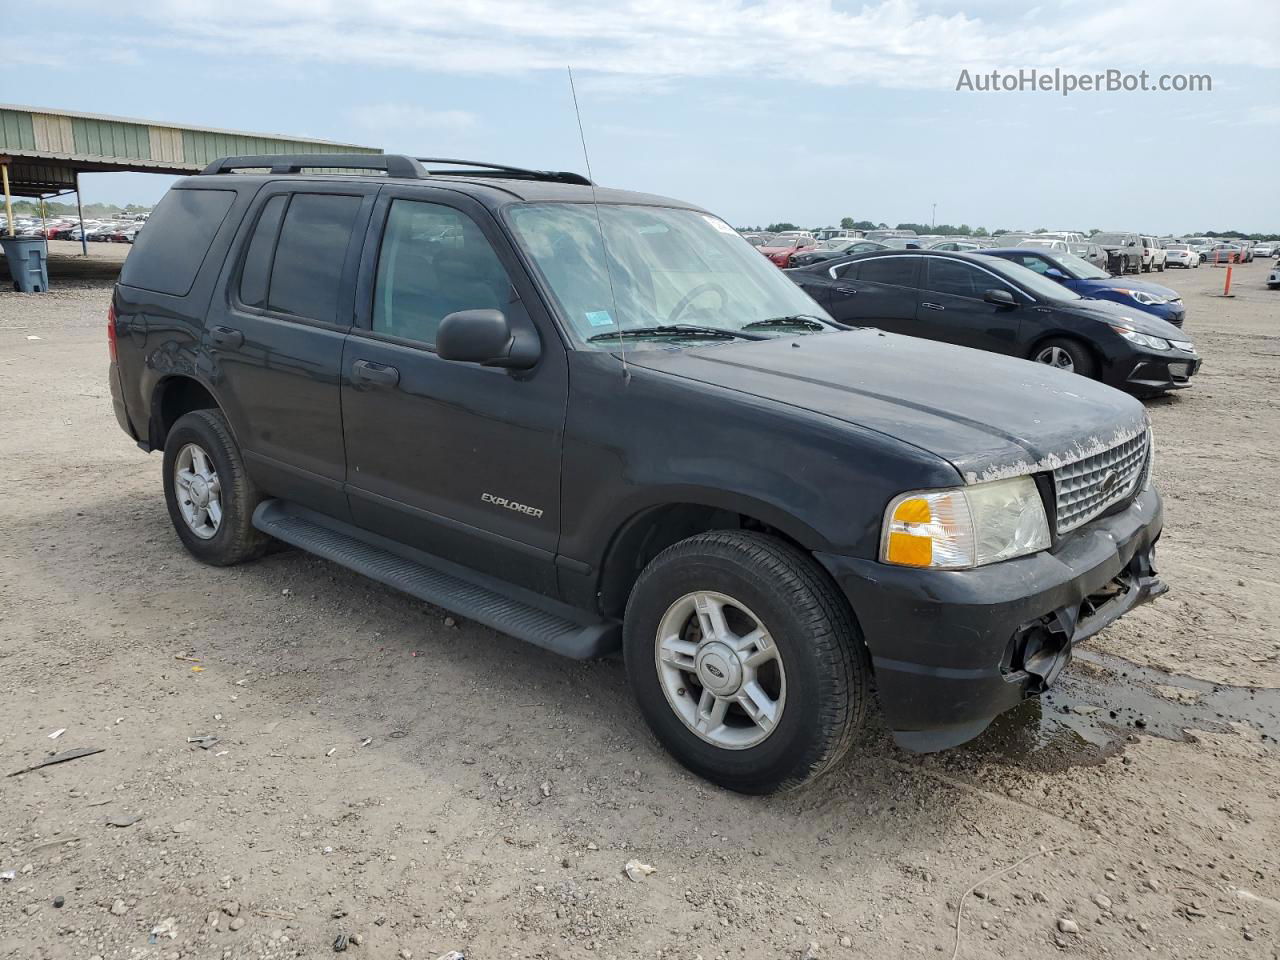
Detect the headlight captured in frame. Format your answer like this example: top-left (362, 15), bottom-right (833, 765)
top-left (1120, 289), bottom-right (1165, 305)
top-left (1168, 338), bottom-right (1194, 352)
top-left (881, 476), bottom-right (1051, 569)
top-left (1111, 325), bottom-right (1170, 350)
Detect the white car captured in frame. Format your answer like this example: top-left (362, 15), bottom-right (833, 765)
top-left (1163, 243), bottom-right (1200, 269)
top-left (1253, 241), bottom-right (1276, 257)
top-left (1017, 237), bottom-right (1070, 253)
top-left (1141, 236), bottom-right (1167, 273)
top-left (1268, 263), bottom-right (1280, 289)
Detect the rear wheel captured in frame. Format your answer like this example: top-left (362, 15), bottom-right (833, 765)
top-left (162, 409), bottom-right (271, 566)
top-left (1033, 337), bottom-right (1096, 378)
top-left (623, 531), bottom-right (869, 794)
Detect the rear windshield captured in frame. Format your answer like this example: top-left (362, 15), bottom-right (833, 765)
top-left (120, 188), bottom-right (235, 296)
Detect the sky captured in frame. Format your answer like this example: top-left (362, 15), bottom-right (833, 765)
top-left (9, 0), bottom-right (1279, 234)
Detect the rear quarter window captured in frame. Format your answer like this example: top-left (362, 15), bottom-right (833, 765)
top-left (119, 188), bottom-right (236, 297)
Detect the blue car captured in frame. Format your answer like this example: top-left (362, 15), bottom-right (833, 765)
top-left (980, 248), bottom-right (1187, 327)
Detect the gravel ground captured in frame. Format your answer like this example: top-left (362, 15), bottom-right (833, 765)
top-left (1, 244), bottom-right (1278, 960)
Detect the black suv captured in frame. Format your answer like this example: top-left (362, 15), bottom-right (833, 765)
top-left (109, 154), bottom-right (1165, 793)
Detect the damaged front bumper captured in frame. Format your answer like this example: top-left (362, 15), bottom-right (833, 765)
top-left (817, 486), bottom-right (1165, 752)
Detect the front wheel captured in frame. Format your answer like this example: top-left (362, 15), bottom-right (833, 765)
top-left (623, 531), bottom-right (869, 794)
top-left (162, 409), bottom-right (272, 566)
top-left (1033, 337), bottom-right (1097, 378)
top-left (1157, 262), bottom-right (1165, 272)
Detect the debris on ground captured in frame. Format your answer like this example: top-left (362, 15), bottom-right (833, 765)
top-left (7, 746), bottom-right (105, 777)
top-left (105, 814), bottom-right (143, 828)
top-left (624, 859), bottom-right (656, 882)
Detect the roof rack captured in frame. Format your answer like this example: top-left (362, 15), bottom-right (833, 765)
top-left (200, 153), bottom-right (592, 186)
top-left (200, 154), bottom-right (425, 178)
top-left (415, 158), bottom-right (592, 186)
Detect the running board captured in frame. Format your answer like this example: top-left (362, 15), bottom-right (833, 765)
top-left (252, 500), bottom-right (620, 659)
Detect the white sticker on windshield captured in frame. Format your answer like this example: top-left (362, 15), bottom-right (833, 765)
top-left (702, 215), bottom-right (737, 235)
top-left (585, 310), bottom-right (615, 328)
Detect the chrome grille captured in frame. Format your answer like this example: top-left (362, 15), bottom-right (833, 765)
top-left (1053, 431), bottom-right (1149, 534)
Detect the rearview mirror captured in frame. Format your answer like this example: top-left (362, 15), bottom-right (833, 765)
top-left (436, 309), bottom-right (540, 369)
top-left (983, 289), bottom-right (1017, 308)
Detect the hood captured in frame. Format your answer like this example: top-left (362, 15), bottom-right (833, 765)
top-left (626, 330), bottom-right (1148, 484)
top-left (1073, 276), bottom-right (1179, 300)
top-left (1066, 296), bottom-right (1188, 339)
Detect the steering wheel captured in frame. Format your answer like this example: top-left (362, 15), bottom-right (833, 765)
top-left (666, 282), bottom-right (728, 324)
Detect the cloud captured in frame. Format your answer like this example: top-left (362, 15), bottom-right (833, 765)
top-left (51, 0), bottom-right (1280, 90)
top-left (347, 104), bottom-right (479, 132)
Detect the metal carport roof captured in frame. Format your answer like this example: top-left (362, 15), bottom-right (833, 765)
top-left (0, 103), bottom-right (382, 197)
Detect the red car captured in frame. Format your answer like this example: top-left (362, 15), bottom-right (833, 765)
top-left (759, 235), bottom-right (816, 268)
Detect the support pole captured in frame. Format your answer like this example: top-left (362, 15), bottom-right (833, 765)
top-left (74, 172), bottom-right (87, 256)
top-left (1, 161), bottom-right (13, 236)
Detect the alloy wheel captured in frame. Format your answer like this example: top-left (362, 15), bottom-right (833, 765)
top-left (654, 591), bottom-right (786, 749)
top-left (1035, 345), bottom-right (1075, 372)
top-left (174, 442), bottom-right (223, 539)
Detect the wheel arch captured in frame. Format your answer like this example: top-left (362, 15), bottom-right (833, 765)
top-left (148, 375), bottom-right (227, 451)
top-left (594, 495), bottom-right (830, 620)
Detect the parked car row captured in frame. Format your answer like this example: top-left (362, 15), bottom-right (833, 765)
top-left (5, 215), bottom-right (148, 243)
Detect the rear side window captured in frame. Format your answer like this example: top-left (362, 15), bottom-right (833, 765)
top-left (119, 188), bottom-right (235, 296)
top-left (266, 194), bottom-right (363, 323)
top-left (855, 256), bottom-right (917, 287)
top-left (238, 195), bottom-right (287, 308)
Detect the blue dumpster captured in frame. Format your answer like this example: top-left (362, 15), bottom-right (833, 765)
top-left (0, 236), bottom-right (50, 293)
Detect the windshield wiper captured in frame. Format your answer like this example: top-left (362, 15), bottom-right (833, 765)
top-left (741, 314), bottom-right (830, 332)
top-left (587, 324), bottom-right (767, 342)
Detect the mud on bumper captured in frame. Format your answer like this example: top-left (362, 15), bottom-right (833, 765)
top-left (817, 487), bottom-right (1165, 752)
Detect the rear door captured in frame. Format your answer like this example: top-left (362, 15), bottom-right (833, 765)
top-left (339, 188), bottom-right (568, 596)
top-left (822, 254), bottom-right (920, 333)
top-left (208, 181), bottom-right (379, 519)
top-left (916, 257), bottom-right (1024, 354)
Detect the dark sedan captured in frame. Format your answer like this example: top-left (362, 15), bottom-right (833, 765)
top-left (788, 239), bottom-right (886, 268)
top-left (787, 249), bottom-right (1199, 395)
top-left (979, 248), bottom-right (1187, 328)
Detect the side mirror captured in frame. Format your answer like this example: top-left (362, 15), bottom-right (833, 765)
top-left (983, 289), bottom-right (1017, 308)
top-left (1044, 267), bottom-right (1067, 281)
top-left (436, 309), bottom-right (539, 369)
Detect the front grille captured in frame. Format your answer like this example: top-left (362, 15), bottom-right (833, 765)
top-left (1052, 430), bottom-right (1149, 534)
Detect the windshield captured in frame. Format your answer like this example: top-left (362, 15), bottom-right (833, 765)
top-left (983, 257), bottom-right (1082, 301)
top-left (1092, 233), bottom-right (1129, 245)
top-left (1052, 252), bottom-right (1110, 279)
top-left (507, 203), bottom-right (834, 348)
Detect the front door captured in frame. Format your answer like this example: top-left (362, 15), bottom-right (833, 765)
top-left (340, 189), bottom-right (568, 596)
top-left (915, 257), bottom-right (1024, 355)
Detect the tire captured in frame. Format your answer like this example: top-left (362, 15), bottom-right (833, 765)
top-left (162, 408), bottom-right (271, 566)
top-left (623, 530), bottom-right (869, 794)
top-left (1032, 337), bottom-right (1097, 378)
top-left (1157, 262), bottom-right (1165, 272)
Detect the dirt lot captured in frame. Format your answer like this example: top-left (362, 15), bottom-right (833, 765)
top-left (2, 243), bottom-right (1278, 960)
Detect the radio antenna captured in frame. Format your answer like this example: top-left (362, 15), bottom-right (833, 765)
top-left (567, 65), bottom-right (629, 382)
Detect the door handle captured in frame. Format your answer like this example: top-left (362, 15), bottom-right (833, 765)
top-left (351, 359), bottom-right (400, 388)
top-left (832, 284), bottom-right (858, 294)
top-left (920, 302), bottom-right (945, 311)
top-left (209, 325), bottom-right (244, 348)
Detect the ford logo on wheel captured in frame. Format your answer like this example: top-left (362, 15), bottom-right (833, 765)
top-left (705, 664), bottom-right (724, 679)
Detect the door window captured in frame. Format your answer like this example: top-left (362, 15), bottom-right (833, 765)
top-left (372, 200), bottom-right (512, 347)
top-left (267, 194), bottom-right (364, 323)
top-left (923, 258), bottom-right (992, 299)
top-left (854, 256), bottom-right (917, 287)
